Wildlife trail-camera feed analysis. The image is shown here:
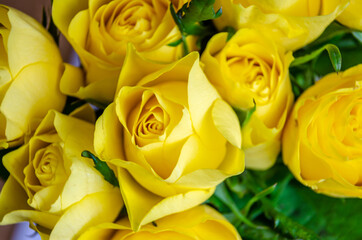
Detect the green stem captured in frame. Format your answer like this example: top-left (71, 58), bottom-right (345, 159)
top-left (181, 34), bottom-right (189, 55)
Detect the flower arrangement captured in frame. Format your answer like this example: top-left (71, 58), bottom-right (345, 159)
top-left (0, 0), bottom-right (362, 239)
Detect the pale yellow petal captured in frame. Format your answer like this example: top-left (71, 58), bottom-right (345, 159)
top-left (212, 99), bottom-right (241, 148)
top-left (244, 139), bottom-right (281, 170)
top-left (0, 178), bottom-right (59, 229)
top-left (214, 0), bottom-right (348, 50)
top-left (69, 104), bottom-right (96, 124)
top-left (176, 143), bottom-right (244, 188)
top-left (110, 159), bottom-right (182, 197)
top-left (88, 0), bottom-right (112, 17)
top-left (52, 111), bottom-right (94, 153)
top-left (0, 176), bottom-right (30, 222)
top-left (116, 45), bottom-right (198, 95)
top-left (94, 104), bottom-right (125, 160)
top-left (337, 0), bottom-right (362, 30)
top-left (117, 168), bottom-right (214, 231)
top-left (3, 145), bottom-right (29, 189)
top-left (59, 63), bottom-right (84, 96)
top-left (60, 62), bottom-right (117, 104)
top-left (5, 6), bottom-right (62, 75)
top-left (188, 58), bottom-right (220, 133)
top-left (1, 62), bottom-right (65, 141)
top-left (52, 0), bottom-right (88, 37)
top-left (50, 189), bottom-right (123, 240)
top-left (53, 154), bottom-right (117, 212)
top-left (2, 210), bottom-right (58, 230)
top-left (78, 205), bottom-right (241, 240)
top-left (68, 9), bottom-right (90, 49)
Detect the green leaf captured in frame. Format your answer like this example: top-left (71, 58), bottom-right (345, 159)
top-left (185, 0), bottom-right (222, 22)
top-left (241, 169), bottom-right (321, 240)
top-left (276, 180), bottom-right (362, 240)
top-left (261, 200), bottom-right (320, 240)
top-left (326, 45), bottom-right (342, 72)
top-left (313, 44), bottom-right (362, 76)
top-left (172, 0), bottom-right (221, 36)
top-left (81, 150), bottom-right (119, 187)
top-left (289, 66), bottom-right (316, 99)
top-left (167, 38), bottom-right (183, 47)
top-left (352, 31), bottom-right (362, 44)
top-left (170, 0), bottom-right (221, 54)
top-left (241, 162), bottom-right (362, 240)
top-left (233, 99), bottom-right (256, 128)
top-left (291, 44), bottom-right (342, 72)
top-left (219, 158), bottom-right (362, 240)
top-left (206, 195), bottom-right (230, 213)
top-left (238, 224), bottom-right (291, 240)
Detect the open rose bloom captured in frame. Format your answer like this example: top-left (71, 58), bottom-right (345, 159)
top-left (94, 48), bottom-right (244, 229)
top-left (283, 65), bottom-right (362, 197)
top-left (202, 28), bottom-right (294, 170)
top-left (0, 110), bottom-right (123, 239)
top-left (52, 0), bottom-right (191, 103)
top-left (0, 5), bottom-right (66, 149)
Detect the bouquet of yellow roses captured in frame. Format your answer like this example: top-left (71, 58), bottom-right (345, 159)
top-left (0, 0), bottom-right (362, 239)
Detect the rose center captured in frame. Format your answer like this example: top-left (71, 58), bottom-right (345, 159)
top-left (132, 95), bottom-right (169, 147)
top-left (228, 55), bottom-right (271, 103)
top-left (137, 108), bottom-right (165, 136)
top-left (103, 0), bottom-right (158, 41)
top-left (28, 143), bottom-right (66, 188)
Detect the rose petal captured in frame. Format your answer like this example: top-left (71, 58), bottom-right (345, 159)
top-left (116, 168), bottom-right (214, 231)
top-left (1, 62), bottom-right (65, 141)
top-left (50, 189), bottom-right (123, 239)
top-left (0, 176), bottom-right (59, 229)
top-left (212, 99), bottom-right (241, 148)
top-left (6, 7), bottom-right (62, 76)
top-left (213, 0), bottom-right (348, 50)
top-left (94, 103), bottom-right (125, 160)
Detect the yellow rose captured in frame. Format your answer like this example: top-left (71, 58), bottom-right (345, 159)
top-left (0, 110), bottom-right (123, 239)
top-left (213, 0), bottom-right (348, 50)
top-left (324, 0), bottom-right (362, 30)
top-left (78, 205), bottom-right (242, 240)
top-left (94, 47), bottom-right (244, 230)
top-left (52, 0), bottom-right (190, 103)
top-left (201, 28), bottom-right (294, 170)
top-left (0, 5), bottom-right (68, 149)
top-left (283, 64), bottom-right (362, 198)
